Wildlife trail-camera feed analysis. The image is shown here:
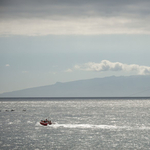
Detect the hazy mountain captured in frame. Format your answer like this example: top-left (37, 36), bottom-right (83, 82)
top-left (1, 75), bottom-right (150, 97)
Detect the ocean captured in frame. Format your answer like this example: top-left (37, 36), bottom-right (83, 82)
top-left (0, 97), bottom-right (150, 150)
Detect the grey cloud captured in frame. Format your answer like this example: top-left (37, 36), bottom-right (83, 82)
top-left (1, 0), bottom-right (150, 19)
top-left (1, 0), bottom-right (150, 35)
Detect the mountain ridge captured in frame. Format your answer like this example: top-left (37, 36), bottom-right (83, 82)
top-left (1, 75), bottom-right (150, 97)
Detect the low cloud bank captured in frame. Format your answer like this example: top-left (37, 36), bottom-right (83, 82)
top-left (75, 60), bottom-right (150, 75)
top-left (1, 0), bottom-right (150, 35)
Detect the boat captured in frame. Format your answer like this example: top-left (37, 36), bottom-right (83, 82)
top-left (40, 119), bottom-right (52, 126)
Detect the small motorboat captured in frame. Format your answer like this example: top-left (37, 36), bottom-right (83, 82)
top-left (40, 119), bottom-right (52, 126)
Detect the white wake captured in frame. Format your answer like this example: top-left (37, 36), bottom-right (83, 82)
top-left (50, 124), bottom-right (121, 129)
top-left (36, 122), bottom-right (150, 130)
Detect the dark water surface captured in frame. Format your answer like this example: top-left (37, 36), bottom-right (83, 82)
top-left (0, 98), bottom-right (150, 150)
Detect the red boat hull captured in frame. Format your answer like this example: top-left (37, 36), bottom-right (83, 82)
top-left (40, 121), bottom-right (52, 126)
top-left (40, 121), bottom-right (48, 126)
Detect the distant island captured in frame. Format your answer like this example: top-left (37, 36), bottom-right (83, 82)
top-left (1, 75), bottom-right (150, 97)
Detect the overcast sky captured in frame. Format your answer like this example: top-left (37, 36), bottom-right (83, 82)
top-left (1, 0), bottom-right (150, 93)
top-left (1, 0), bottom-right (150, 35)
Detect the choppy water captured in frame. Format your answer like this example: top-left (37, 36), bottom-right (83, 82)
top-left (0, 98), bottom-right (150, 150)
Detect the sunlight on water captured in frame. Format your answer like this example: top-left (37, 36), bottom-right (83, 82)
top-left (0, 98), bottom-right (150, 149)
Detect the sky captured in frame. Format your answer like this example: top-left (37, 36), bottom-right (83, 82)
top-left (1, 0), bottom-right (150, 94)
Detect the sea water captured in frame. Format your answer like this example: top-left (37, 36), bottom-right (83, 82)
top-left (0, 98), bottom-right (150, 150)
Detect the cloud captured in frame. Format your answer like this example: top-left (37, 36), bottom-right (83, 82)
top-left (64, 69), bottom-right (73, 73)
top-left (49, 71), bottom-right (57, 75)
top-left (5, 64), bottom-right (10, 67)
top-left (75, 60), bottom-right (150, 75)
top-left (1, 17), bottom-right (150, 36)
top-left (1, 0), bottom-right (150, 19)
top-left (0, 0), bottom-right (150, 35)
top-left (22, 71), bottom-right (28, 73)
